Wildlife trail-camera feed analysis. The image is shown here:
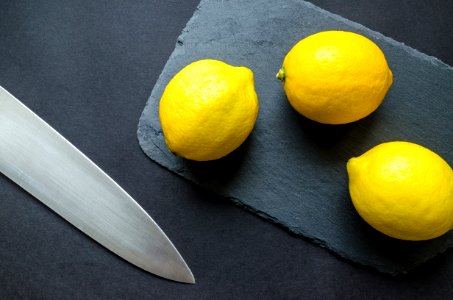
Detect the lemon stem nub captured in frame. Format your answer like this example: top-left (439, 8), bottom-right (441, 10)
top-left (276, 67), bottom-right (285, 82)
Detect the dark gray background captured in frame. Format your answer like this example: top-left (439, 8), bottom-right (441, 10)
top-left (0, 0), bottom-right (452, 299)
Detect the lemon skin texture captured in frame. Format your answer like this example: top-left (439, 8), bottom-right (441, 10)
top-left (347, 141), bottom-right (453, 241)
top-left (278, 30), bottom-right (393, 124)
top-left (159, 59), bottom-right (259, 161)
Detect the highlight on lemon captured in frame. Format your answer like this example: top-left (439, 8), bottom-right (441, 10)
top-left (159, 59), bottom-right (259, 161)
top-left (347, 141), bottom-right (453, 241)
top-left (277, 30), bottom-right (393, 124)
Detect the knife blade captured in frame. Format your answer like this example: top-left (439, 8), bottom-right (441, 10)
top-left (0, 86), bottom-right (194, 284)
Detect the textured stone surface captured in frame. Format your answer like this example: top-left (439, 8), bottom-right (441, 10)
top-left (137, 0), bottom-right (453, 274)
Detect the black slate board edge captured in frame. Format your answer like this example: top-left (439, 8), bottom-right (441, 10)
top-left (137, 0), bottom-right (453, 276)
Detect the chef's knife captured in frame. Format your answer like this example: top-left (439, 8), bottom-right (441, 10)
top-left (0, 86), bottom-right (194, 284)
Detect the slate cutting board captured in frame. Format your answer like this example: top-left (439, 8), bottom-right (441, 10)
top-left (137, 0), bottom-right (453, 274)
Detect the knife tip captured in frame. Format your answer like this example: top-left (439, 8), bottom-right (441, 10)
top-left (183, 270), bottom-right (196, 284)
top-left (146, 248), bottom-right (195, 284)
top-left (173, 260), bottom-right (196, 284)
top-left (159, 264), bottom-right (195, 284)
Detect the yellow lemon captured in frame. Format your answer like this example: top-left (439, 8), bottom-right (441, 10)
top-left (277, 30), bottom-right (393, 124)
top-left (347, 141), bottom-right (453, 241)
top-left (159, 59), bottom-right (259, 161)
